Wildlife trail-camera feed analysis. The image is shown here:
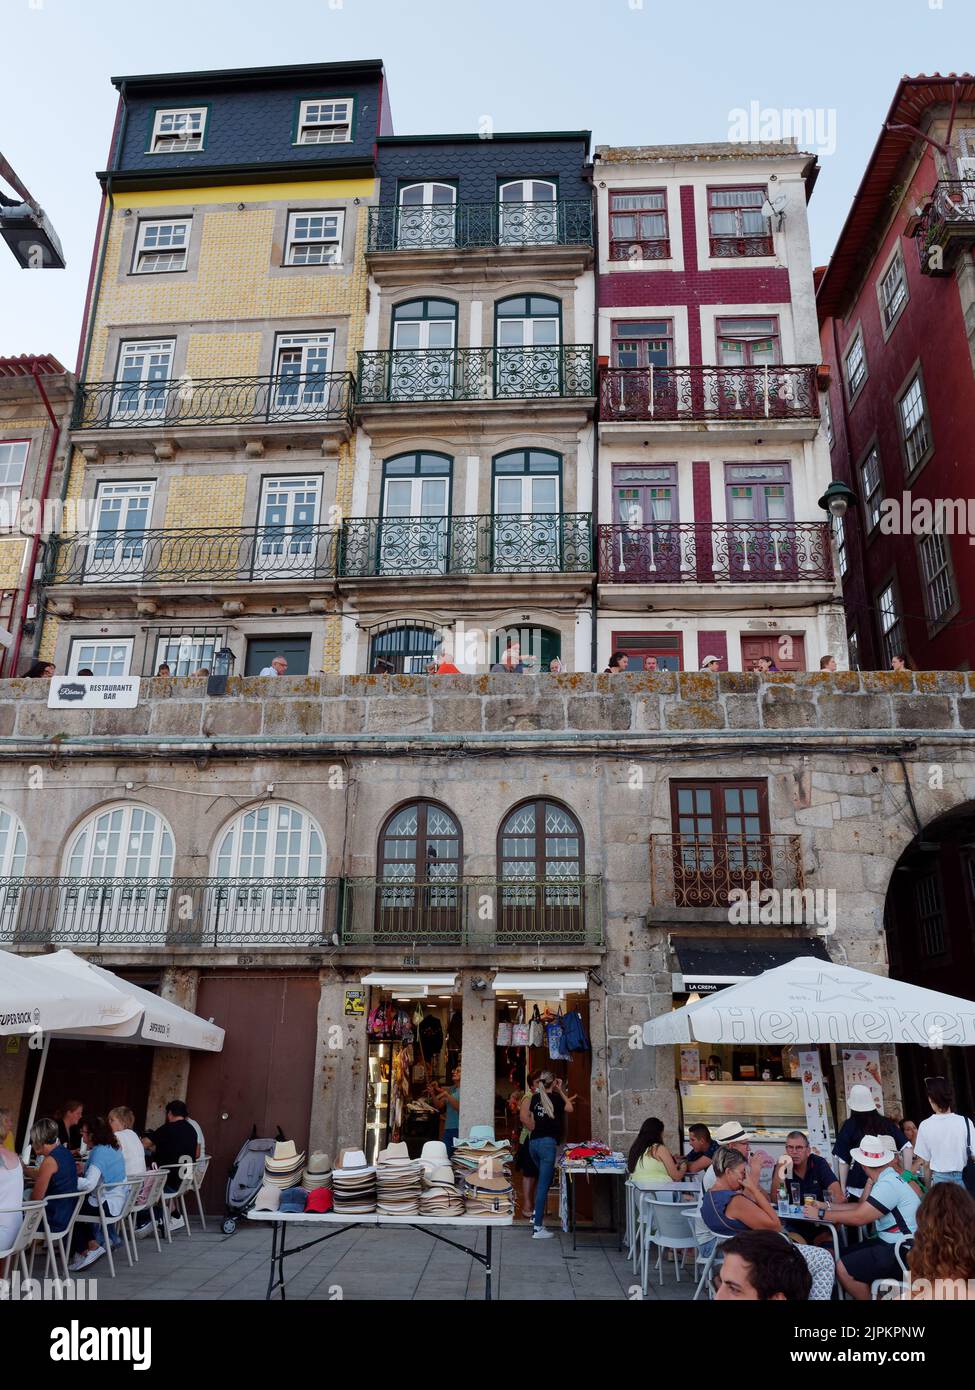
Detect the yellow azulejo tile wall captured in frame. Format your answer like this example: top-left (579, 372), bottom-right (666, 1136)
top-left (85, 179), bottom-right (375, 384)
top-left (163, 474), bottom-right (247, 531)
top-left (0, 539), bottom-right (27, 590)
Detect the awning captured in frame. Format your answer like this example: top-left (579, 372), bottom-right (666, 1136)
top-left (0, 949), bottom-right (140, 1035)
top-left (672, 936), bottom-right (831, 995)
top-left (360, 972), bottom-right (458, 997)
top-left (492, 972), bottom-right (588, 1000)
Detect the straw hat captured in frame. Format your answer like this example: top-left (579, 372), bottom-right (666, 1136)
top-left (850, 1134), bottom-right (896, 1168)
top-left (305, 1151), bottom-right (332, 1175)
top-left (253, 1185), bottom-right (280, 1211)
top-left (712, 1120), bottom-right (755, 1146)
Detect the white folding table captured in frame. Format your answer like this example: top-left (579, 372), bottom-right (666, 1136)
top-left (247, 1209), bottom-right (512, 1300)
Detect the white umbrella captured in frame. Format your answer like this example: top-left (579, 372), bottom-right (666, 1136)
top-left (0, 948), bottom-right (140, 1035)
top-left (643, 955), bottom-right (975, 1046)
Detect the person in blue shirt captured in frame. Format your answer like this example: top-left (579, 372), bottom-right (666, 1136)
top-left (681, 1124), bottom-right (719, 1176)
top-left (821, 1133), bottom-right (921, 1300)
top-left (68, 1116), bottom-right (127, 1272)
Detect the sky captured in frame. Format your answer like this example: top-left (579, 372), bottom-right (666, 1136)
top-left (1, 0), bottom-right (973, 364)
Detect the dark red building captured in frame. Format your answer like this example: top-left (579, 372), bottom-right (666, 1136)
top-left (817, 75), bottom-right (975, 671)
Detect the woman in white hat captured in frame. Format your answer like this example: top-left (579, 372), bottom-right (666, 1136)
top-left (820, 1133), bottom-right (921, 1300)
top-left (832, 1084), bottom-right (911, 1199)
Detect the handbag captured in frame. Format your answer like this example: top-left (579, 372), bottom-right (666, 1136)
top-left (961, 1115), bottom-right (975, 1197)
top-left (528, 1004), bottom-right (544, 1048)
top-left (511, 1007), bottom-right (529, 1047)
top-left (546, 1007), bottom-right (568, 1060)
top-left (496, 1019), bottom-right (513, 1046)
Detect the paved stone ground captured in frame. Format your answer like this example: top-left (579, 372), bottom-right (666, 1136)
top-left (84, 1219), bottom-right (700, 1301)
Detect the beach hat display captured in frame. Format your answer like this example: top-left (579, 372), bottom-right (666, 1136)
top-left (279, 1186), bottom-right (308, 1214)
top-left (450, 1129), bottom-right (514, 1184)
top-left (253, 1184), bottom-right (280, 1212)
top-left (418, 1140), bottom-right (450, 1175)
top-left (264, 1139), bottom-right (306, 1189)
top-left (419, 1164), bottom-right (465, 1216)
top-left (460, 1170), bottom-right (514, 1220)
top-left (376, 1143), bottom-right (423, 1215)
top-left (332, 1148), bottom-right (377, 1214)
top-left (301, 1152), bottom-right (333, 1192)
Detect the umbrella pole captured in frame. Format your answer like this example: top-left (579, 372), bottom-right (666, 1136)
top-left (21, 1033), bottom-right (50, 1162)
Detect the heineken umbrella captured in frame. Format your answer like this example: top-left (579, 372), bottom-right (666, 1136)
top-left (643, 955), bottom-right (975, 1047)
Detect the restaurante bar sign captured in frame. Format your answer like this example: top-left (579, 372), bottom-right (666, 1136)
top-left (48, 676), bottom-right (141, 709)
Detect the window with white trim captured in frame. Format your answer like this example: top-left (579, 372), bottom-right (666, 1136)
top-left (919, 530), bottom-right (955, 623)
top-left (0, 808), bottom-right (27, 879)
top-left (285, 210), bottom-right (344, 265)
top-left (877, 581), bottom-right (904, 664)
top-left (150, 107), bottom-right (206, 153)
top-left (834, 514), bottom-right (848, 577)
top-left (65, 803), bottom-right (174, 878)
top-left (844, 332), bottom-right (866, 399)
top-left (296, 98), bottom-right (352, 144)
top-left (134, 218), bottom-right (191, 273)
top-left (846, 629), bottom-right (860, 670)
top-left (859, 447), bottom-right (883, 531)
top-left (112, 339), bottom-right (175, 422)
top-left (897, 373), bottom-right (931, 472)
top-left (68, 639), bottom-right (133, 677)
top-left (822, 390), bottom-right (834, 448)
top-left (0, 441), bottom-right (29, 524)
top-left (879, 251), bottom-right (908, 329)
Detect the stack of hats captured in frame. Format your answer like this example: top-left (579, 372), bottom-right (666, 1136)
top-left (332, 1148), bottom-right (377, 1214)
top-left (279, 1187), bottom-right (307, 1214)
top-left (376, 1142), bottom-right (423, 1215)
top-left (450, 1126), bottom-right (514, 1182)
top-left (419, 1165), bottom-right (465, 1217)
top-left (301, 1152), bottom-right (333, 1194)
top-left (450, 1126), bottom-right (515, 1220)
top-left (263, 1139), bottom-right (306, 1190)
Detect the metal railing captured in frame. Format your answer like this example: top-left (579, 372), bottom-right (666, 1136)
top-left (649, 836), bottom-right (805, 908)
top-left (43, 524), bottom-right (340, 586)
top-left (339, 513), bottom-right (592, 578)
top-left (708, 233), bottom-right (774, 257)
top-left (367, 200), bottom-right (593, 252)
top-left (341, 876), bottom-right (604, 946)
top-left (0, 877), bottom-right (343, 947)
top-left (599, 364), bottom-right (820, 422)
top-left (597, 521), bottom-right (833, 585)
top-left (71, 371), bottom-right (356, 430)
top-left (608, 237), bottom-right (671, 262)
top-left (357, 346), bottom-right (594, 404)
top-left (913, 180), bottom-right (975, 271)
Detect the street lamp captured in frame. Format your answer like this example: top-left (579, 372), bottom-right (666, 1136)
top-left (817, 480), bottom-right (857, 518)
top-left (207, 646), bottom-right (236, 697)
top-left (0, 153), bottom-right (66, 270)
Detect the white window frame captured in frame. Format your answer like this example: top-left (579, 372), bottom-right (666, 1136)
top-left (68, 638), bottom-right (134, 677)
top-left (295, 98), bottom-right (353, 145)
top-left (834, 514), bottom-right (848, 578)
top-left (64, 803), bottom-right (175, 879)
top-left (285, 209), bottom-right (344, 266)
top-left (153, 632), bottom-right (221, 677)
top-left (111, 339), bottom-right (175, 423)
top-left (844, 330), bottom-right (867, 403)
top-left (846, 629), bottom-right (860, 671)
top-left (859, 446), bottom-right (883, 532)
top-left (255, 474), bottom-right (323, 574)
top-left (878, 248), bottom-right (908, 335)
top-left (0, 441), bottom-right (29, 525)
top-left (822, 390), bottom-right (834, 449)
top-left (86, 481), bottom-right (156, 583)
top-left (133, 218), bottom-right (191, 274)
top-left (897, 372), bottom-right (932, 475)
top-left (877, 580), bottom-right (904, 664)
top-left (149, 107), bottom-right (207, 154)
top-left (212, 802), bottom-right (325, 878)
top-left (918, 529), bottom-right (956, 624)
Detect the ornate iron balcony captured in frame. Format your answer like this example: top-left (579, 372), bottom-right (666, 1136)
top-left (597, 521), bottom-right (833, 585)
top-left (708, 233), bottom-right (774, 257)
top-left (366, 200), bottom-right (593, 252)
top-left (339, 513), bottom-right (592, 578)
top-left (341, 876), bottom-right (604, 946)
top-left (357, 346), bottom-right (594, 405)
top-left (599, 364), bottom-right (820, 422)
top-left (44, 524), bottom-right (339, 587)
top-left (71, 371), bottom-right (355, 430)
top-left (649, 835), bottom-right (804, 908)
top-left (608, 237), bottom-right (671, 262)
top-left (913, 180), bottom-right (975, 274)
top-left (0, 877), bottom-right (342, 947)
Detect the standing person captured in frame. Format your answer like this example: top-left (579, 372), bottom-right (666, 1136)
top-left (890, 652), bottom-right (915, 671)
top-left (603, 651), bottom-right (629, 673)
top-left (715, 1230), bottom-right (812, 1301)
top-left (155, 663), bottom-right (171, 676)
top-left (906, 1183), bottom-right (975, 1298)
top-left (511, 1071), bottom-right (539, 1219)
top-left (69, 1116), bottom-right (127, 1271)
top-left (822, 1134), bottom-right (921, 1300)
top-left (753, 655), bottom-right (778, 673)
top-left (548, 658), bottom-right (563, 673)
top-left (0, 1144), bottom-right (23, 1252)
top-left (490, 643), bottom-right (525, 674)
top-left (432, 648), bottom-right (460, 674)
top-left (913, 1077), bottom-right (975, 1188)
top-left (25, 1118), bottom-right (77, 1238)
top-left (700, 1146), bottom-right (783, 1235)
top-left (55, 1099), bottom-right (84, 1153)
top-left (259, 654), bottom-right (288, 676)
top-left (108, 1107), bottom-right (147, 1179)
top-left (832, 1084), bottom-right (911, 1197)
top-left (519, 1070), bottom-right (574, 1239)
top-left (627, 1117), bottom-right (682, 1184)
top-left (429, 1066), bottom-right (461, 1154)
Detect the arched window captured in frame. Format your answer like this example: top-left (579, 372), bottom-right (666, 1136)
top-left (378, 452), bottom-right (453, 576)
top-left (498, 798), bottom-right (584, 939)
top-left (396, 182), bottom-right (457, 249)
top-left (58, 803), bottom-right (175, 944)
top-left (390, 298), bottom-right (458, 401)
top-left (377, 800), bottom-right (462, 939)
top-left (494, 295), bottom-right (561, 398)
top-left (368, 623), bottom-right (441, 675)
top-left (210, 803), bottom-right (328, 944)
top-left (213, 803), bottom-right (324, 879)
top-left (498, 179), bottom-right (557, 245)
top-left (66, 804), bottom-right (174, 879)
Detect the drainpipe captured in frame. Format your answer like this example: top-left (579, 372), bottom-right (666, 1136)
top-left (8, 364), bottom-right (61, 675)
top-left (587, 163), bottom-right (600, 673)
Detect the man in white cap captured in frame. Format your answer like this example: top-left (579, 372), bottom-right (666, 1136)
top-left (701, 1120), bottom-right (770, 1192)
top-left (700, 654), bottom-right (721, 672)
top-left (832, 1084), bottom-right (911, 1198)
top-left (819, 1133), bottom-right (921, 1299)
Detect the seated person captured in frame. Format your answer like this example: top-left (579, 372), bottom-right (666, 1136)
top-left (27, 1118), bottom-right (78, 1236)
top-left (820, 1134), bottom-right (921, 1301)
top-left (627, 1117), bottom-right (682, 1185)
top-left (715, 1230), bottom-right (812, 1301)
top-left (680, 1123), bottom-right (718, 1176)
top-left (701, 1146), bottom-right (783, 1235)
top-left (772, 1130), bottom-right (843, 1245)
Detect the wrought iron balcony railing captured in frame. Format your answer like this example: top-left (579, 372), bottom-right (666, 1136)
top-left (339, 513), bottom-right (592, 578)
top-left (71, 371), bottom-right (356, 431)
top-left (0, 877), bottom-right (342, 947)
top-left (357, 346), bottom-right (594, 405)
top-left (913, 180), bottom-right (975, 274)
top-left (599, 365), bottom-right (820, 423)
top-left (709, 233), bottom-right (774, 257)
top-left (367, 200), bottom-right (593, 253)
top-left (649, 835), bottom-right (805, 909)
top-left (341, 876), bottom-right (604, 946)
top-left (609, 236), bottom-right (671, 262)
top-left (597, 521), bottom-right (834, 585)
top-left (44, 524), bottom-right (339, 586)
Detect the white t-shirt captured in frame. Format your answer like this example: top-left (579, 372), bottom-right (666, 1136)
top-left (116, 1127), bottom-right (147, 1179)
top-left (189, 1118), bottom-right (205, 1159)
top-left (914, 1113), bottom-right (975, 1174)
top-left (259, 666), bottom-right (279, 676)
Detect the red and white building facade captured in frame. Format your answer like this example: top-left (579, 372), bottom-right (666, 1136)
top-left (593, 143), bottom-right (844, 673)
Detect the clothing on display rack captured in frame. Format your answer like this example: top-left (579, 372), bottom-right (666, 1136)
top-left (418, 1011), bottom-right (444, 1061)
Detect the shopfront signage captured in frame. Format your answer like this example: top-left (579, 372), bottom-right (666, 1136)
top-left (797, 1049), bottom-right (832, 1156)
top-left (47, 676), bottom-right (140, 709)
top-left (841, 1048), bottom-right (882, 1108)
top-left (344, 989), bottom-right (365, 1017)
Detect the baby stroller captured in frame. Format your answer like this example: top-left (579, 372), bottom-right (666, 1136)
top-left (222, 1124), bottom-right (286, 1234)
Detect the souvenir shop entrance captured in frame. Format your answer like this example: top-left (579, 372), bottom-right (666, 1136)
top-left (362, 973), bottom-right (462, 1164)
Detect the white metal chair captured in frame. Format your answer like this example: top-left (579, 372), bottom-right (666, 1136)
top-left (0, 1201), bottom-right (47, 1292)
top-left (639, 1197), bottom-right (699, 1292)
top-left (630, 1182), bottom-right (682, 1271)
top-left (870, 1236), bottom-right (912, 1300)
top-left (72, 1176), bottom-right (144, 1276)
top-left (190, 1155), bottom-right (211, 1231)
top-left (129, 1169), bottom-right (169, 1257)
top-left (158, 1163), bottom-right (194, 1241)
top-left (29, 1192), bottom-right (86, 1282)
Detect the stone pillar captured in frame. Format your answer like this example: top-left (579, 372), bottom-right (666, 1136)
top-left (458, 968), bottom-right (495, 1138)
top-left (0, 1039), bottom-right (30, 1144)
top-left (588, 980), bottom-right (609, 1141)
top-left (310, 971), bottom-right (368, 1158)
top-left (145, 967), bottom-right (199, 1129)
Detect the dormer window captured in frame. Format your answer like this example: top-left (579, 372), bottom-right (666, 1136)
top-left (149, 107), bottom-right (207, 154)
top-left (296, 98), bottom-right (353, 144)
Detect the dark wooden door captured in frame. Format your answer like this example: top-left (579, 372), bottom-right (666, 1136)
top-left (17, 1038), bottom-right (154, 1148)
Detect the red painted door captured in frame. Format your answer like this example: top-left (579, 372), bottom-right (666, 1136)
top-left (741, 634), bottom-right (806, 672)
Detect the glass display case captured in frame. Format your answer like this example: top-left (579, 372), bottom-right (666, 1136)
top-left (680, 1080), bottom-right (808, 1161)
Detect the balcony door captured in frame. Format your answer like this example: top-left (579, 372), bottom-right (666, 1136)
top-left (59, 804), bottom-right (174, 943)
top-left (714, 317), bottom-right (781, 417)
top-left (0, 809), bottom-right (26, 943)
top-left (390, 299), bottom-right (457, 400)
top-left (492, 450), bottom-right (561, 572)
top-left (111, 340), bottom-right (174, 424)
top-left (495, 295), bottom-right (560, 397)
top-left (498, 799), bottom-right (584, 943)
top-left (377, 801), bottom-right (462, 942)
top-left (379, 453), bottom-right (451, 575)
top-left (724, 463), bottom-right (797, 581)
top-left (270, 333), bottom-right (334, 419)
top-left (211, 803), bottom-right (326, 943)
top-left (254, 475), bottom-right (322, 578)
top-left (669, 780), bottom-right (770, 906)
top-left (396, 182), bottom-right (457, 249)
top-left (611, 464), bottom-right (681, 581)
top-left (498, 179), bottom-right (557, 245)
top-left (87, 482), bottom-right (155, 584)
top-left (609, 320), bottom-right (676, 417)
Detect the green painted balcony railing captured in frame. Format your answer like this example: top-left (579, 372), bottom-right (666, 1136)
top-left (341, 876), bottom-right (604, 946)
top-left (366, 200), bottom-right (593, 253)
top-left (339, 512), bottom-right (593, 578)
top-left (356, 345), bottom-right (595, 405)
